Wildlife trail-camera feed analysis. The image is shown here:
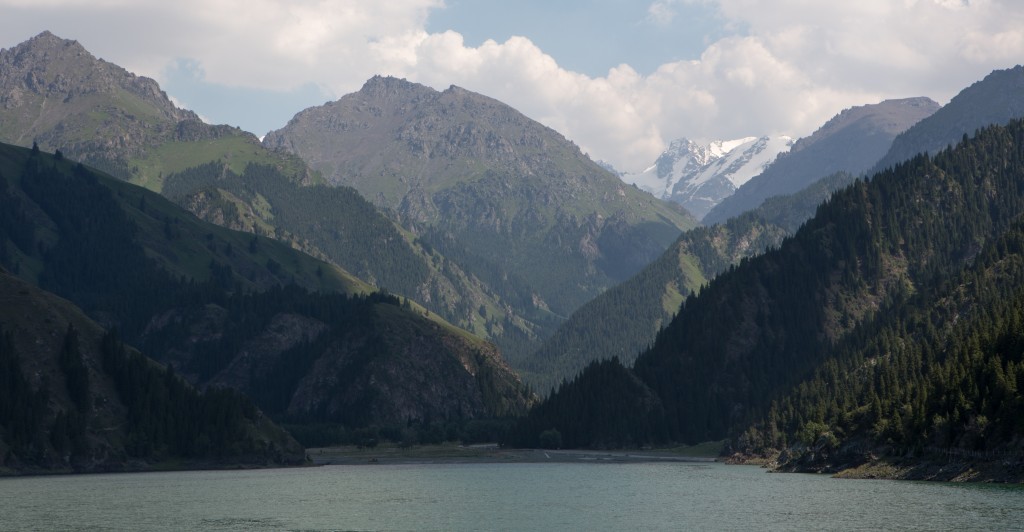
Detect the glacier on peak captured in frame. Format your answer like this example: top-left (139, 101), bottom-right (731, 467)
top-left (621, 135), bottom-right (793, 220)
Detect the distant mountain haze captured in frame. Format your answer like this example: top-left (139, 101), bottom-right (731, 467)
top-left (870, 65), bottom-right (1024, 175)
top-left (703, 97), bottom-right (940, 225)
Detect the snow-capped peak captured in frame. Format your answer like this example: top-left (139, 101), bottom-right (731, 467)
top-left (621, 135), bottom-right (793, 220)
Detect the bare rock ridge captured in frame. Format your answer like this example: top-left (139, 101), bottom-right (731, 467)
top-left (0, 31), bottom-right (256, 180)
top-left (0, 31), bottom-right (192, 122)
top-left (265, 75), bottom-right (598, 205)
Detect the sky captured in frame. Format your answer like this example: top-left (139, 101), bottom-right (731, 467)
top-left (1, 0), bottom-right (1024, 173)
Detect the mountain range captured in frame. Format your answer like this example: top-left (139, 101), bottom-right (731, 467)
top-left (4, 29), bottom-right (1024, 480)
top-left (523, 66), bottom-right (1024, 398)
top-left (870, 65), bottom-right (1024, 175)
top-left (0, 33), bottom-right (694, 384)
top-left (264, 76), bottom-right (694, 317)
top-left (515, 116), bottom-right (1024, 456)
top-left (512, 99), bottom-right (1024, 481)
top-left (622, 136), bottom-right (794, 220)
top-left (525, 96), bottom-right (944, 391)
top-left (0, 141), bottom-right (532, 471)
top-left (703, 97), bottom-right (940, 225)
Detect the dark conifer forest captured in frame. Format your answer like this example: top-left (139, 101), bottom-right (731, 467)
top-left (511, 121), bottom-right (1024, 464)
top-left (0, 142), bottom-right (530, 469)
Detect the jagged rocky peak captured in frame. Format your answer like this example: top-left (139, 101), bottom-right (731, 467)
top-left (656, 138), bottom-right (715, 175)
top-left (622, 134), bottom-right (793, 219)
top-left (13, 30), bottom-right (89, 60)
top-left (443, 84), bottom-right (471, 96)
top-left (358, 74), bottom-right (435, 101)
top-left (0, 30), bottom-right (195, 123)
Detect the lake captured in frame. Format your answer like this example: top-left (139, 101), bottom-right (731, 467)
top-left (2, 461), bottom-right (1022, 531)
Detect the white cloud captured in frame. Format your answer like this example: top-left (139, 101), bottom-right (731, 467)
top-left (647, 1), bottom-right (679, 26)
top-left (2, 0), bottom-right (1024, 172)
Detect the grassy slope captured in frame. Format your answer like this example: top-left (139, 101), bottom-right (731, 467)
top-left (129, 135), bottom-right (320, 192)
top-left (0, 142), bottom-right (367, 295)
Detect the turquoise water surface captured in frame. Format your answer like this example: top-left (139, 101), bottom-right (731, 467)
top-left (2, 461), bottom-right (1022, 531)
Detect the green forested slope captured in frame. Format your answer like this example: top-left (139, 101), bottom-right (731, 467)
top-left (522, 212), bottom-right (787, 393)
top-left (160, 160), bottom-right (553, 362)
top-left (735, 219), bottom-right (1024, 467)
top-left (0, 269), bottom-right (304, 474)
top-left (524, 173), bottom-right (856, 394)
top-left (512, 120), bottom-right (1024, 454)
top-left (0, 143), bottom-right (532, 447)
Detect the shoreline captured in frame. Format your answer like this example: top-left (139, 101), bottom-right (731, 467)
top-left (726, 451), bottom-right (1024, 484)
top-left (306, 444), bottom-right (719, 466)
